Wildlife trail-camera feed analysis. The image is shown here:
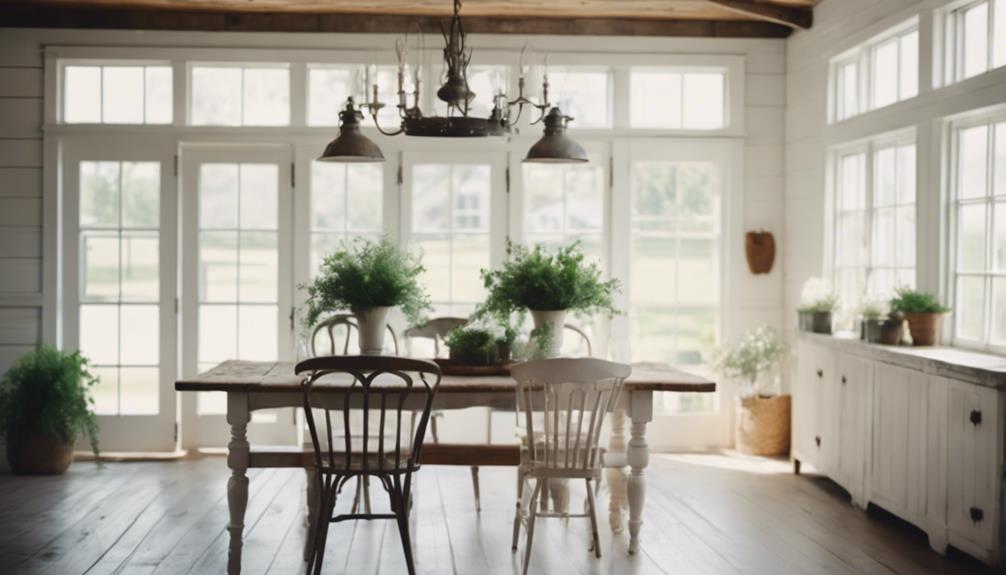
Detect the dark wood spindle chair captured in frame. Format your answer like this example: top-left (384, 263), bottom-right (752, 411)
top-left (296, 355), bottom-right (441, 575)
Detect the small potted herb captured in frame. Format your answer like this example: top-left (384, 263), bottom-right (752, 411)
top-left (0, 345), bottom-right (100, 474)
top-left (797, 278), bottom-right (839, 334)
top-left (859, 296), bottom-right (889, 343)
top-left (477, 241), bottom-right (618, 356)
top-left (713, 326), bottom-right (789, 456)
top-left (444, 321), bottom-right (516, 366)
top-left (889, 287), bottom-right (951, 346)
top-left (302, 236), bottom-right (432, 355)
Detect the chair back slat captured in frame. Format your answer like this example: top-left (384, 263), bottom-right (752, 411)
top-left (512, 358), bottom-right (630, 472)
top-left (310, 314), bottom-right (400, 357)
top-left (296, 355), bottom-right (440, 475)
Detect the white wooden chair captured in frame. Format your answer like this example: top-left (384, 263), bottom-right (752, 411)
top-left (510, 358), bottom-right (631, 575)
top-left (296, 355), bottom-right (441, 575)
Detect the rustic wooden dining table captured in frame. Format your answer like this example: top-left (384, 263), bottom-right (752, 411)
top-left (175, 359), bottom-right (715, 575)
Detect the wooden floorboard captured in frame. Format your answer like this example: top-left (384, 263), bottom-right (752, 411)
top-left (0, 453), bottom-right (993, 574)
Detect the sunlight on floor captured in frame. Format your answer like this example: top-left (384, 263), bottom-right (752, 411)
top-left (656, 451), bottom-right (795, 475)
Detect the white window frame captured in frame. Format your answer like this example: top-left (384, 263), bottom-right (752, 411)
top-left (828, 17), bottom-right (920, 124)
top-left (828, 129), bottom-right (918, 323)
top-left (939, 0), bottom-right (1005, 87)
top-left (947, 109), bottom-right (1006, 353)
top-left (56, 59), bottom-right (174, 125)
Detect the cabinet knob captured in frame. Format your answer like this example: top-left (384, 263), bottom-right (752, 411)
top-left (816, 369), bottom-right (823, 378)
top-left (815, 435), bottom-right (821, 447)
top-left (970, 507), bottom-right (984, 522)
top-left (841, 376), bottom-right (847, 384)
top-left (970, 410), bottom-right (982, 426)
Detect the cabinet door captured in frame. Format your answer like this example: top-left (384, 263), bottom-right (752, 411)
top-left (835, 354), bottom-right (870, 498)
top-left (812, 346), bottom-right (836, 474)
top-left (947, 381), bottom-right (999, 548)
top-left (793, 340), bottom-right (819, 465)
top-left (870, 363), bottom-right (912, 514)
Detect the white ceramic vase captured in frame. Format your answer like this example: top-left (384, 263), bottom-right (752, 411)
top-left (530, 309), bottom-right (566, 358)
top-left (355, 306), bottom-right (392, 355)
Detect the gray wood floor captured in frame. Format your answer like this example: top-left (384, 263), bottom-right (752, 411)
top-left (0, 453), bottom-right (992, 574)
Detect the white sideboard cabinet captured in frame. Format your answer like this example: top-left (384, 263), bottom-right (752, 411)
top-left (793, 334), bottom-right (1005, 567)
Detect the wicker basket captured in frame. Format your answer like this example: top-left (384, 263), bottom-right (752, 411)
top-left (735, 395), bottom-right (791, 456)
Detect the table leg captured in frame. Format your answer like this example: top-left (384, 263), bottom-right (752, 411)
top-left (303, 469), bottom-right (318, 562)
top-left (605, 407), bottom-right (628, 533)
top-left (227, 393), bottom-right (250, 575)
top-left (627, 391), bottom-right (653, 555)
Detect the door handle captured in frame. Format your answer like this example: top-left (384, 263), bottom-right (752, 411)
top-left (970, 507), bottom-right (984, 522)
top-left (970, 410), bottom-right (982, 426)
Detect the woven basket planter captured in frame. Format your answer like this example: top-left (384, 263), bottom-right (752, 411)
top-left (735, 395), bottom-right (791, 457)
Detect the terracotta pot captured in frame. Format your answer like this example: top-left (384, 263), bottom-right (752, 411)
top-left (735, 395), bottom-right (791, 456)
top-left (904, 312), bottom-right (944, 346)
top-left (7, 434), bottom-right (74, 475)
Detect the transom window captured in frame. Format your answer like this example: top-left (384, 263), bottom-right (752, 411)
top-left (942, 0), bottom-right (1006, 84)
top-left (829, 18), bottom-right (919, 123)
top-left (832, 136), bottom-right (917, 321)
top-left (63, 64), bottom-right (172, 124)
top-left (547, 67), bottom-right (612, 129)
top-left (190, 64), bottom-right (290, 126)
top-left (630, 68), bottom-right (726, 129)
top-left (951, 117), bottom-right (1006, 349)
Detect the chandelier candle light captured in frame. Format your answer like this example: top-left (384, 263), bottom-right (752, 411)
top-left (318, 0), bottom-right (588, 164)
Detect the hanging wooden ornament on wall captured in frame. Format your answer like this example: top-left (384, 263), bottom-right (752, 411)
top-left (745, 231), bottom-right (775, 275)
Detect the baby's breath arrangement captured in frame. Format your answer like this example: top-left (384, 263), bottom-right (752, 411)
top-left (798, 277), bottom-right (840, 313)
top-left (713, 325), bottom-right (784, 398)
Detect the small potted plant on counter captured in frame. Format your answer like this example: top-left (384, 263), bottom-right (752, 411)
top-left (797, 278), bottom-right (840, 334)
top-left (444, 320), bottom-right (516, 366)
top-left (713, 325), bottom-right (788, 456)
top-left (859, 296), bottom-right (889, 343)
top-left (889, 287), bottom-right (951, 346)
top-left (303, 236), bottom-right (432, 355)
top-left (0, 345), bottom-right (100, 474)
top-left (477, 241), bottom-right (619, 357)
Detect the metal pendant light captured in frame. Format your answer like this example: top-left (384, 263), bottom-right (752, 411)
top-left (317, 99), bottom-right (385, 163)
top-left (523, 107), bottom-right (588, 163)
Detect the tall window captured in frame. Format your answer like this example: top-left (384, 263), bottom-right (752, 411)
top-left (943, 0), bottom-right (1006, 84)
top-left (830, 18), bottom-right (919, 123)
top-left (410, 162), bottom-right (492, 316)
top-left (309, 162), bottom-right (384, 276)
top-left (630, 159), bottom-right (721, 412)
top-left (190, 64), bottom-right (290, 126)
top-left (78, 161), bottom-right (161, 415)
top-left (833, 138), bottom-right (917, 318)
top-left (952, 118), bottom-right (1006, 349)
top-left (63, 64), bottom-right (172, 124)
top-left (522, 161), bottom-right (605, 263)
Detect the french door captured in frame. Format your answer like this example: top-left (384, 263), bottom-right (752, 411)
top-left (62, 136), bottom-right (178, 452)
top-left (179, 144), bottom-right (298, 447)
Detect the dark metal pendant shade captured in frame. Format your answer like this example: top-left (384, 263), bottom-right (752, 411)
top-left (317, 100), bottom-right (385, 163)
top-left (523, 107), bottom-right (588, 164)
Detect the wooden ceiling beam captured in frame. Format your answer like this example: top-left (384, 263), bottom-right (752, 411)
top-left (0, 5), bottom-right (794, 37)
top-left (707, 0), bottom-right (811, 30)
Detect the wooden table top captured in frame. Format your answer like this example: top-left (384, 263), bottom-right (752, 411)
top-left (175, 360), bottom-right (716, 394)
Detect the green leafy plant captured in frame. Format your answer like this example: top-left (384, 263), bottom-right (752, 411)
top-left (302, 236), bottom-right (432, 327)
top-left (713, 325), bottom-right (784, 398)
top-left (889, 287), bottom-right (951, 314)
top-left (0, 345), bottom-right (100, 457)
top-left (444, 319), bottom-right (516, 365)
top-left (476, 241), bottom-right (620, 321)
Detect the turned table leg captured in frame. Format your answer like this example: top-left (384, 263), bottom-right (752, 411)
top-left (227, 393), bottom-right (250, 575)
top-left (626, 391), bottom-right (652, 555)
top-left (605, 407), bottom-right (628, 533)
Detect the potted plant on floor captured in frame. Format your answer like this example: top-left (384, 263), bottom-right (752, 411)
top-left (889, 287), bottom-right (951, 346)
top-left (0, 345), bottom-right (100, 474)
top-left (303, 236), bottom-right (432, 355)
top-left (713, 325), bottom-right (788, 456)
top-left (797, 278), bottom-right (840, 334)
top-left (477, 241), bottom-right (619, 357)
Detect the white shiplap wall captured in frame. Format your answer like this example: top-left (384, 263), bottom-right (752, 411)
top-left (0, 28), bottom-right (785, 447)
top-left (784, 0), bottom-right (1006, 348)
